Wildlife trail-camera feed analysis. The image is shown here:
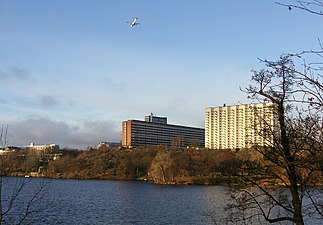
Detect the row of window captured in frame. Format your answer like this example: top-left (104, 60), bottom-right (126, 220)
top-left (125, 121), bottom-right (205, 147)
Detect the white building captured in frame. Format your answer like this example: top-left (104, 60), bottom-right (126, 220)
top-left (28, 143), bottom-right (59, 152)
top-left (205, 103), bottom-right (275, 149)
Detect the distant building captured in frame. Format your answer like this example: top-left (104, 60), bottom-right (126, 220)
top-left (27, 143), bottom-right (59, 153)
top-left (97, 141), bottom-right (120, 148)
top-left (122, 114), bottom-right (205, 148)
top-left (205, 103), bottom-right (275, 149)
top-left (6, 146), bottom-right (22, 151)
top-left (0, 148), bottom-right (11, 155)
top-left (0, 146), bottom-right (22, 154)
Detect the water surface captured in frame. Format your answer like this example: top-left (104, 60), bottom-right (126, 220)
top-left (3, 177), bottom-right (321, 225)
top-left (4, 178), bottom-right (228, 224)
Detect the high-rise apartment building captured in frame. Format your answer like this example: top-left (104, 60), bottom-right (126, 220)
top-left (205, 103), bottom-right (275, 149)
top-left (122, 114), bottom-right (205, 148)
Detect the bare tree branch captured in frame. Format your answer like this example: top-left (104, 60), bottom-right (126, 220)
top-left (276, 1), bottom-right (323, 16)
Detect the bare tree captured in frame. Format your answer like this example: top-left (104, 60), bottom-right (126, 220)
top-left (275, 0), bottom-right (323, 110)
top-left (222, 2), bottom-right (323, 223)
top-left (225, 56), bottom-right (323, 225)
top-left (171, 135), bottom-right (185, 148)
top-left (0, 125), bottom-right (51, 224)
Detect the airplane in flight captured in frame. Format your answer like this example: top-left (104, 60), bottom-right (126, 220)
top-left (127, 17), bottom-right (140, 28)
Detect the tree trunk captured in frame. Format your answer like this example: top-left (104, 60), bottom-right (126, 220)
top-left (278, 102), bottom-right (304, 225)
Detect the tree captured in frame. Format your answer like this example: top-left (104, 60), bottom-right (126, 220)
top-left (274, 0), bottom-right (323, 111)
top-left (0, 125), bottom-right (51, 224)
top-left (225, 56), bottom-right (323, 225)
top-left (222, 2), bottom-right (323, 224)
top-left (149, 149), bottom-right (173, 184)
top-left (171, 135), bottom-right (185, 148)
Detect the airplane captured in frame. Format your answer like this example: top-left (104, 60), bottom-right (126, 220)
top-left (127, 17), bottom-right (140, 28)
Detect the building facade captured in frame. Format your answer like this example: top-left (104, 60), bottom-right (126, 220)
top-left (122, 114), bottom-right (205, 148)
top-left (27, 143), bottom-right (59, 152)
top-left (205, 103), bottom-right (275, 149)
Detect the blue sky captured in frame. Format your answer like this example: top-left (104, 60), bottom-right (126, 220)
top-left (0, 0), bottom-right (322, 148)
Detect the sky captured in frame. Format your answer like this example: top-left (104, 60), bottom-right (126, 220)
top-left (0, 0), bottom-right (322, 149)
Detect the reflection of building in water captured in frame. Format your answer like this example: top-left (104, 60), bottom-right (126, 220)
top-left (205, 103), bottom-right (275, 149)
top-left (122, 113), bottom-right (205, 148)
top-left (27, 142), bottom-right (59, 153)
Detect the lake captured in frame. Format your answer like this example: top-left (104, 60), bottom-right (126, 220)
top-left (1, 177), bottom-right (322, 225)
top-left (2, 177), bottom-right (229, 225)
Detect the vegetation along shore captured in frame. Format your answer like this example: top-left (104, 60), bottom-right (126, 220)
top-left (2, 145), bottom-right (322, 187)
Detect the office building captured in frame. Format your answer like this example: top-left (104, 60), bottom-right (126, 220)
top-left (205, 103), bottom-right (275, 149)
top-left (122, 114), bottom-right (205, 148)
